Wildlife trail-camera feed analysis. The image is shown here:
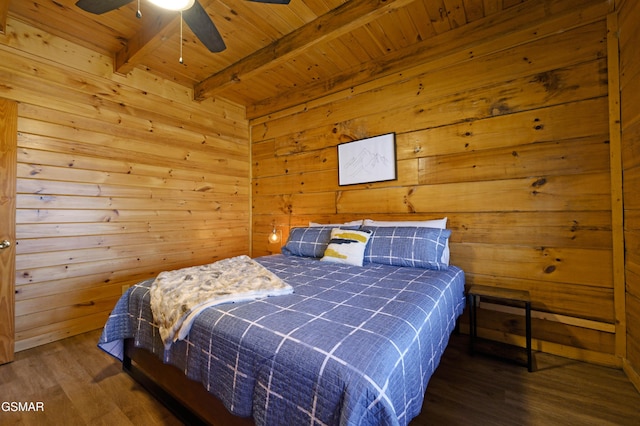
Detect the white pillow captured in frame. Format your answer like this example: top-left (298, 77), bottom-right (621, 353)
top-left (363, 217), bottom-right (447, 228)
top-left (362, 218), bottom-right (450, 265)
top-left (309, 220), bottom-right (364, 227)
top-left (320, 228), bottom-right (372, 267)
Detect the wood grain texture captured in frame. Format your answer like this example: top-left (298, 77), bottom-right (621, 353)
top-left (1, 330), bottom-right (639, 425)
top-left (606, 9), bottom-right (626, 364)
top-left (0, 0), bottom-right (636, 393)
top-left (248, 0), bottom-right (610, 117)
top-left (0, 98), bottom-right (17, 364)
top-left (619, 0), bottom-right (640, 392)
top-left (0, 21), bottom-right (250, 352)
top-left (7, 0), bottom-right (537, 110)
top-left (250, 3), bottom-right (620, 365)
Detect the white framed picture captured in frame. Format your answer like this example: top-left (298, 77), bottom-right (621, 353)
top-left (337, 133), bottom-right (397, 186)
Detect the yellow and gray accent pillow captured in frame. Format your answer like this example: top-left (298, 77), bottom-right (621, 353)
top-left (320, 228), bottom-right (372, 266)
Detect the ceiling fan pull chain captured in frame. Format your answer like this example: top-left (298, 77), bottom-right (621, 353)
top-left (76, 0), bottom-right (232, 54)
top-left (179, 12), bottom-right (184, 64)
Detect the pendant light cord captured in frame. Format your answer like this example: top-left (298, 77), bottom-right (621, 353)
top-left (179, 11), bottom-right (184, 64)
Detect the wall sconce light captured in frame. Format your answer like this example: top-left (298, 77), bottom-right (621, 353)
top-left (268, 226), bottom-right (282, 244)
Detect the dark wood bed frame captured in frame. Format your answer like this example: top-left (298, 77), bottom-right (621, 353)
top-left (123, 338), bottom-right (254, 426)
top-left (123, 320), bottom-right (463, 425)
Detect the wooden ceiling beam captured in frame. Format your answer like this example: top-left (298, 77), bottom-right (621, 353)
top-left (114, 8), bottom-right (177, 75)
top-left (194, 0), bottom-right (416, 101)
top-left (114, 0), bottom-right (216, 75)
top-left (245, 0), bottom-right (610, 118)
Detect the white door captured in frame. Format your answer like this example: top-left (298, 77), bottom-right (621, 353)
top-left (0, 98), bottom-right (17, 364)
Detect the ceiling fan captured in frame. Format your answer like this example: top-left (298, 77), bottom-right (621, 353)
top-left (75, 0), bottom-right (291, 54)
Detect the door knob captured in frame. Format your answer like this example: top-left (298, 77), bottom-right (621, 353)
top-left (0, 240), bottom-right (11, 250)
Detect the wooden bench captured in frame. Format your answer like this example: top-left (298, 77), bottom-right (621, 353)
top-left (467, 285), bottom-right (533, 372)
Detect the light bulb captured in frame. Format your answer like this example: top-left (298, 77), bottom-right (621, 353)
top-left (147, 0), bottom-right (195, 11)
top-left (268, 228), bottom-right (281, 243)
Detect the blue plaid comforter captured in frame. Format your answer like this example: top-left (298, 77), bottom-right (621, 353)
top-left (98, 254), bottom-right (465, 426)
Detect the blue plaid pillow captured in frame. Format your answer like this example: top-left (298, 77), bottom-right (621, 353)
top-left (282, 226), bottom-right (359, 258)
top-left (362, 226), bottom-right (451, 270)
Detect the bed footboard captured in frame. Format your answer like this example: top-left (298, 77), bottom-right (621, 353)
top-left (123, 339), bottom-right (254, 426)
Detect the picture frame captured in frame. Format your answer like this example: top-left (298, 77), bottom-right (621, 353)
top-left (337, 133), bottom-right (397, 186)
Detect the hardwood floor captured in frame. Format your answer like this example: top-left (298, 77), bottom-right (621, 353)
top-left (417, 337), bottom-right (640, 425)
top-left (0, 330), bottom-right (180, 426)
top-left (0, 330), bottom-right (638, 425)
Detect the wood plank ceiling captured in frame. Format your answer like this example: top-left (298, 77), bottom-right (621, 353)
top-left (3, 0), bottom-right (520, 118)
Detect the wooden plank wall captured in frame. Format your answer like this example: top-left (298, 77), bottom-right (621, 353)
top-left (619, 0), bottom-right (640, 389)
top-left (0, 18), bottom-right (250, 351)
top-left (251, 0), bottom-right (620, 365)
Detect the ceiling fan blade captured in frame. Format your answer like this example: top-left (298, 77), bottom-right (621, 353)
top-left (183, 1), bottom-right (226, 53)
top-left (75, 0), bottom-right (133, 15)
top-left (247, 0), bottom-right (291, 3)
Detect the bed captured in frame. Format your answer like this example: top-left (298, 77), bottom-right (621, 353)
top-left (98, 222), bottom-right (466, 425)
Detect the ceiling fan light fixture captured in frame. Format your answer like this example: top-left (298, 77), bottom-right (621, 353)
top-left (147, 0), bottom-right (195, 11)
